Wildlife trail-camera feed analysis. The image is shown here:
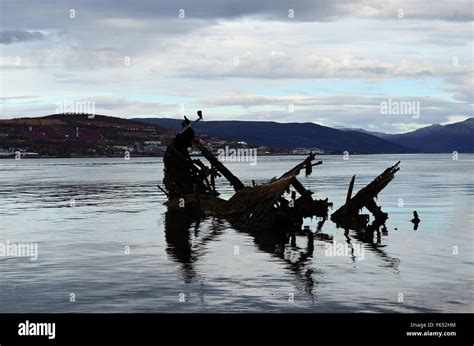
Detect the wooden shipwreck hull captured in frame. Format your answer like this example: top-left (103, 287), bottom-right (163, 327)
top-left (164, 141), bottom-right (332, 231)
top-left (331, 161), bottom-right (400, 230)
top-left (161, 113), bottom-right (400, 233)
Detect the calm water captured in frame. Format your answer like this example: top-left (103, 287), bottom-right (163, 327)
top-left (0, 154), bottom-right (472, 313)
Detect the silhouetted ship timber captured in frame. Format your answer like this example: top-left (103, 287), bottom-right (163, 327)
top-left (160, 111), bottom-right (400, 233)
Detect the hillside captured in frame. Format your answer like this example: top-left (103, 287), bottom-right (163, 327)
top-left (134, 118), bottom-right (417, 154)
top-left (381, 118), bottom-right (474, 153)
top-left (3, 114), bottom-right (470, 157)
top-left (338, 118), bottom-right (474, 153)
top-left (0, 113), bottom-right (172, 157)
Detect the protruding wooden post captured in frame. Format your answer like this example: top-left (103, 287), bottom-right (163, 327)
top-left (345, 175), bottom-right (356, 205)
top-left (343, 175), bottom-right (356, 216)
top-left (192, 139), bottom-right (245, 191)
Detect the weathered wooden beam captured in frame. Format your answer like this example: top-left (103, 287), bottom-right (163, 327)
top-left (157, 184), bottom-right (169, 197)
top-left (331, 162), bottom-right (400, 224)
top-left (345, 175), bottom-right (356, 205)
top-left (279, 152), bottom-right (317, 179)
top-left (291, 179), bottom-right (312, 196)
top-left (192, 139), bottom-right (245, 191)
top-left (365, 198), bottom-right (387, 221)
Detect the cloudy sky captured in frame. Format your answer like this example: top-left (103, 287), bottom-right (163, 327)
top-left (0, 0), bottom-right (472, 133)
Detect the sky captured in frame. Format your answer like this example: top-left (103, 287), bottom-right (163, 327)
top-left (0, 0), bottom-right (472, 133)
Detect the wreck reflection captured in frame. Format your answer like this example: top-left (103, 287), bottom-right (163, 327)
top-left (164, 209), bottom-right (400, 297)
top-left (164, 211), bottom-right (321, 298)
top-left (164, 211), bottom-right (227, 282)
top-left (164, 211), bottom-right (198, 282)
top-left (343, 221), bottom-right (401, 272)
top-left (246, 228), bottom-right (318, 299)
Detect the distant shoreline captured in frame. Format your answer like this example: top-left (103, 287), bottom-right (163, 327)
top-left (0, 152), bottom-right (464, 159)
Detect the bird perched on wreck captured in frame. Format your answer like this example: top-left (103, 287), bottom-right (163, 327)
top-left (163, 111), bottom-right (205, 199)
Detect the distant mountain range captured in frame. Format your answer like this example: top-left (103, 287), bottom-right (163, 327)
top-left (377, 118), bottom-right (473, 153)
top-left (338, 118), bottom-right (474, 153)
top-left (1, 113), bottom-right (471, 155)
top-left (134, 117), bottom-right (474, 154)
top-left (134, 118), bottom-right (415, 154)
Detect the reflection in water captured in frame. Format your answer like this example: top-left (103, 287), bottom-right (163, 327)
top-left (164, 211), bottom-right (377, 301)
top-left (164, 205), bottom-right (403, 299)
top-left (247, 228), bottom-right (317, 299)
top-left (164, 211), bottom-right (225, 283)
top-left (345, 220), bottom-right (401, 272)
top-left (164, 211), bottom-right (197, 282)
top-left (0, 155), bottom-right (472, 313)
top-left (162, 185), bottom-right (407, 304)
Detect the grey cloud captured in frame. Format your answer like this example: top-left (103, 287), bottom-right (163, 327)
top-left (0, 0), bottom-right (351, 27)
top-left (177, 54), bottom-right (467, 80)
top-left (444, 75), bottom-right (474, 103)
top-left (0, 0), bottom-right (471, 132)
top-left (0, 30), bottom-right (45, 44)
top-left (0, 95), bottom-right (40, 101)
top-left (201, 93), bottom-right (471, 112)
top-left (0, 96), bottom-right (176, 118)
top-left (0, 0), bottom-right (471, 30)
top-left (199, 92), bottom-right (472, 132)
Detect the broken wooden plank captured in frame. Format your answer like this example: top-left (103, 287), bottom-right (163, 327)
top-left (331, 162), bottom-right (400, 226)
top-left (279, 153), bottom-right (319, 179)
top-left (345, 175), bottom-right (356, 205)
top-left (192, 138), bottom-right (245, 191)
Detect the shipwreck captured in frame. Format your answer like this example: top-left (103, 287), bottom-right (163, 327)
top-left (161, 111), bottom-right (400, 234)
